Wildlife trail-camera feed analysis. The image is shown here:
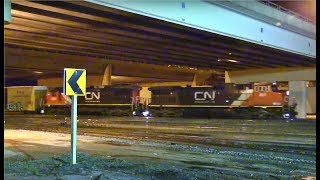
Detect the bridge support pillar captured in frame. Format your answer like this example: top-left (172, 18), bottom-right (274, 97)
top-left (192, 73), bottom-right (211, 86)
top-left (102, 64), bottom-right (112, 86)
top-left (289, 81), bottom-right (307, 119)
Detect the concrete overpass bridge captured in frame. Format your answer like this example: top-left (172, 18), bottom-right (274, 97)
top-left (4, 0), bottom-right (316, 81)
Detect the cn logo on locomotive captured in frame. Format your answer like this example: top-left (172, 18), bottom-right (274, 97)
top-left (194, 91), bottom-right (216, 101)
top-left (85, 92), bottom-right (100, 101)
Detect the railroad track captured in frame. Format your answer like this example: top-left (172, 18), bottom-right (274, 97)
top-left (4, 115), bottom-right (316, 179)
top-left (5, 116), bottom-right (316, 156)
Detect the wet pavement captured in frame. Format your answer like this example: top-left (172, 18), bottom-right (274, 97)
top-left (4, 114), bottom-right (317, 179)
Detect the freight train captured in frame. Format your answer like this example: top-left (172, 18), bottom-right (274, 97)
top-left (4, 82), bottom-right (296, 119)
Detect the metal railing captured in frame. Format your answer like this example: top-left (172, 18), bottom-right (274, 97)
top-left (259, 0), bottom-right (315, 24)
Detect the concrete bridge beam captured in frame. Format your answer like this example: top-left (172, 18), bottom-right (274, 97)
top-left (225, 67), bottom-right (316, 84)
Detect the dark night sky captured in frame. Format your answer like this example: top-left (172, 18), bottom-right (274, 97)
top-left (270, 0), bottom-right (316, 20)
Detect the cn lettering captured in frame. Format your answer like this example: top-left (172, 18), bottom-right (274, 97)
top-left (194, 91), bottom-right (215, 101)
top-left (85, 92), bottom-right (100, 100)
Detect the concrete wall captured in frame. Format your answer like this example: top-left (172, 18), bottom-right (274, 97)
top-left (306, 87), bottom-right (316, 114)
top-left (225, 67), bottom-right (316, 84)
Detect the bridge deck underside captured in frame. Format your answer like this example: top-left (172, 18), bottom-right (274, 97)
top-left (4, 0), bottom-right (316, 81)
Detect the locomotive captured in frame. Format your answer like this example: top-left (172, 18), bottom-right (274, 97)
top-left (44, 85), bottom-right (144, 116)
top-left (5, 82), bottom-right (295, 119)
top-left (147, 82), bottom-right (292, 119)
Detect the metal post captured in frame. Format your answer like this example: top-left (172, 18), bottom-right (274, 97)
top-left (71, 95), bottom-right (78, 164)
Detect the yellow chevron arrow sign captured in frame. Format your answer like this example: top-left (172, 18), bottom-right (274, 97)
top-left (63, 68), bottom-right (86, 96)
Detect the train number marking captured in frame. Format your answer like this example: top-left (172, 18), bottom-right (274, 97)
top-left (7, 102), bottom-right (23, 111)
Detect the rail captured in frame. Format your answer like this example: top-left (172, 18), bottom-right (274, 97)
top-left (259, 0), bottom-right (315, 25)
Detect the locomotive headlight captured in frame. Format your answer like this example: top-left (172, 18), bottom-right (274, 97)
top-left (226, 100), bottom-right (229, 103)
top-left (283, 113), bottom-right (290, 118)
top-left (142, 110), bottom-right (150, 117)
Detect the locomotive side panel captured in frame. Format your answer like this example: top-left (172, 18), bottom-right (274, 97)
top-left (149, 86), bottom-right (181, 105)
top-left (242, 92), bottom-right (285, 106)
top-left (178, 87), bottom-right (237, 106)
top-left (78, 87), bottom-right (136, 105)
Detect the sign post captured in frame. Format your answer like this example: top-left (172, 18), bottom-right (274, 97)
top-left (71, 95), bottom-right (77, 164)
top-left (63, 68), bottom-right (86, 164)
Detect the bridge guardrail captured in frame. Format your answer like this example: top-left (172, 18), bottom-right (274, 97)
top-left (259, 0), bottom-right (315, 24)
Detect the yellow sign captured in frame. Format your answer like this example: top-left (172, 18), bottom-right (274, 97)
top-left (63, 68), bottom-right (86, 96)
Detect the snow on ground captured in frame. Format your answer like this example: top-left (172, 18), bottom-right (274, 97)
top-left (4, 149), bottom-right (24, 158)
top-left (4, 129), bottom-right (136, 149)
top-left (4, 129), bottom-right (316, 179)
top-left (5, 129), bottom-right (96, 147)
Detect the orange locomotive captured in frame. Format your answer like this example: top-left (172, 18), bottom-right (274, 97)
top-left (240, 82), bottom-right (289, 107)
